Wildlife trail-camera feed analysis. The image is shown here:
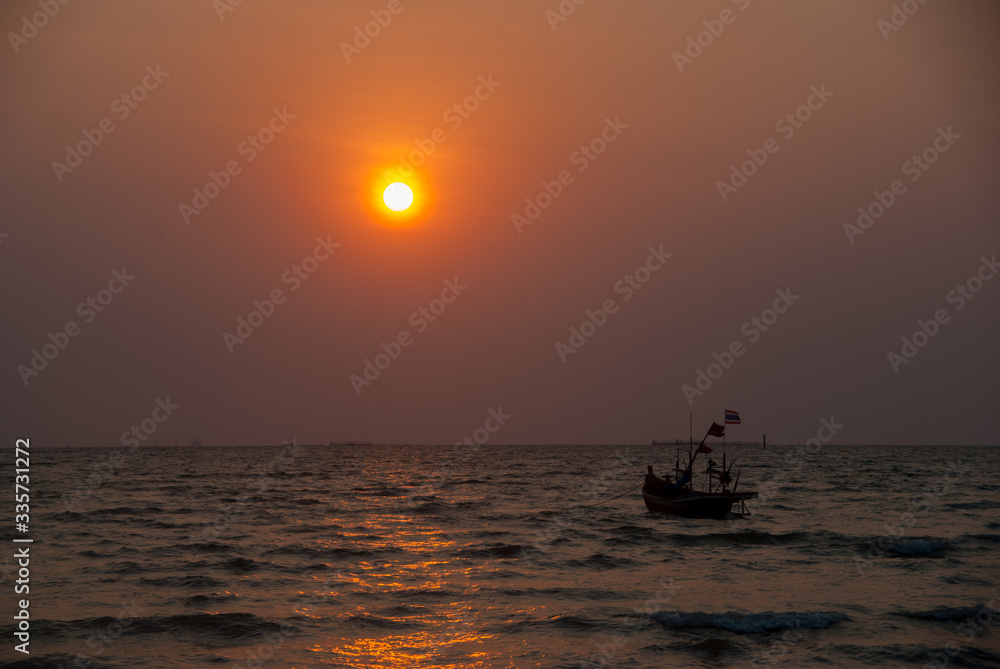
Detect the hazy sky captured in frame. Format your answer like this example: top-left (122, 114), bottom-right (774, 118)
top-left (2, 0), bottom-right (998, 447)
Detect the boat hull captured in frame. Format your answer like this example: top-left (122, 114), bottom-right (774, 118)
top-left (642, 489), bottom-right (758, 519)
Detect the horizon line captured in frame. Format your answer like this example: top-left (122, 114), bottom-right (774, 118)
top-left (34, 442), bottom-right (1000, 449)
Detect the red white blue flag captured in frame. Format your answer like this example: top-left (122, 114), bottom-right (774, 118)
top-left (725, 410), bottom-right (741, 424)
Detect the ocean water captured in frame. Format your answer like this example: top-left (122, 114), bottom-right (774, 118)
top-left (3, 444), bottom-right (999, 668)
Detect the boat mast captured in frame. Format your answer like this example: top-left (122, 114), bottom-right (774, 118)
top-left (721, 457), bottom-right (729, 493)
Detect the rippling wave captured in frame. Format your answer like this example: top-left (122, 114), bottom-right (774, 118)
top-left (12, 443), bottom-right (999, 668)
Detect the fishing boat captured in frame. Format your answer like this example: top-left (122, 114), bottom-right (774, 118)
top-left (643, 418), bottom-right (757, 519)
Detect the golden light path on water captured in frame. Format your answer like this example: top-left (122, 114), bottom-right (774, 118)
top-left (294, 512), bottom-right (502, 668)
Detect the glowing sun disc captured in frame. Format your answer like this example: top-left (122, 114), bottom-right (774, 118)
top-left (383, 182), bottom-right (414, 212)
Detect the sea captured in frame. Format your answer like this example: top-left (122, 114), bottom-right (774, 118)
top-left (3, 443), bottom-right (999, 668)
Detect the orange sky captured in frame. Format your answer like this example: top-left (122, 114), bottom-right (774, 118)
top-left (2, 0), bottom-right (999, 445)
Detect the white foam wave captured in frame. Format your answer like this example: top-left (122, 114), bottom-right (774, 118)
top-left (903, 605), bottom-right (996, 621)
top-left (649, 610), bottom-right (850, 633)
top-left (889, 539), bottom-right (948, 556)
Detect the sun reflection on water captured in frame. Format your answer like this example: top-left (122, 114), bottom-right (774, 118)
top-left (299, 510), bottom-right (498, 667)
top-left (314, 613), bottom-right (491, 668)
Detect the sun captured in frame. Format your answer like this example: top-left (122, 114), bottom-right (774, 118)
top-left (363, 163), bottom-right (432, 226)
top-left (383, 182), bottom-right (414, 212)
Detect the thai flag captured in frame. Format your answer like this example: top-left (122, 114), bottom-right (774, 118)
top-left (725, 410), bottom-right (741, 424)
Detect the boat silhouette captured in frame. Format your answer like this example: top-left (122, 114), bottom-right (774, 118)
top-left (643, 420), bottom-right (757, 519)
